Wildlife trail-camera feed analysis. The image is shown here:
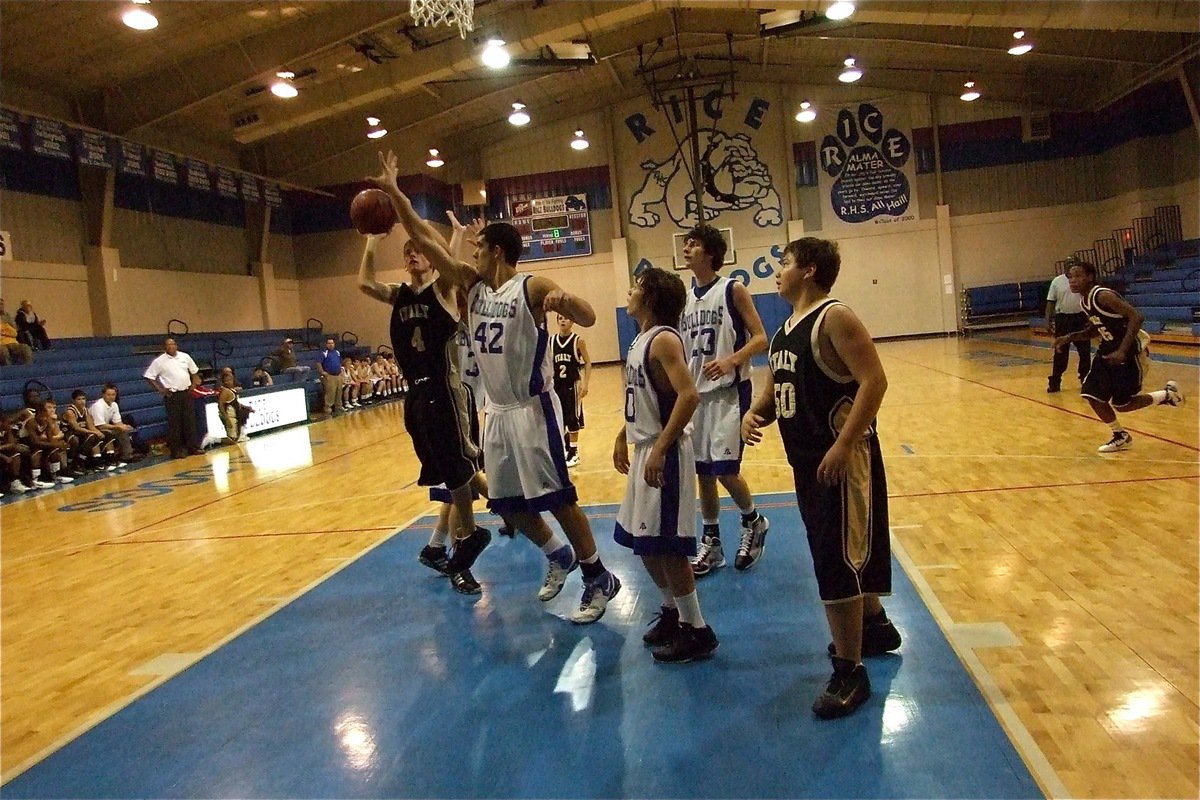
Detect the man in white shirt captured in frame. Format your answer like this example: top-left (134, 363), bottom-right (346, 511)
top-left (1045, 258), bottom-right (1091, 393)
top-left (89, 382), bottom-right (138, 462)
top-left (143, 337), bottom-right (202, 458)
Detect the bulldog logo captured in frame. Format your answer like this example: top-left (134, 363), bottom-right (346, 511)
top-left (628, 128), bottom-right (783, 229)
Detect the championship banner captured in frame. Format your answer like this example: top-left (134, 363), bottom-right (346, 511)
top-left (29, 117), bottom-right (71, 160)
top-left (0, 109), bottom-right (24, 152)
top-left (240, 173), bottom-right (261, 204)
top-left (184, 158), bottom-right (211, 192)
top-left (263, 182), bottom-right (282, 208)
top-left (74, 130), bottom-right (114, 169)
top-left (817, 101), bottom-right (917, 233)
top-left (215, 166), bottom-right (240, 200)
top-left (116, 140), bottom-right (147, 177)
top-left (151, 149), bottom-right (178, 184)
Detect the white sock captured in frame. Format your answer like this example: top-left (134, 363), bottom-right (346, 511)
top-left (49, 463), bottom-right (61, 475)
top-left (676, 590), bottom-right (705, 628)
top-left (540, 533), bottom-right (567, 556)
top-left (737, 502), bottom-right (756, 517)
top-left (1149, 390), bottom-right (1167, 405)
top-left (579, 551), bottom-right (599, 565)
top-left (429, 527), bottom-right (449, 548)
top-left (1108, 419), bottom-right (1124, 433)
top-left (32, 468), bottom-right (41, 481)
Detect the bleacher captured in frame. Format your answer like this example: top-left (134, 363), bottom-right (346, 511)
top-left (961, 280), bottom-right (1050, 331)
top-left (0, 325), bottom-right (338, 444)
top-left (1107, 242), bottom-right (1200, 338)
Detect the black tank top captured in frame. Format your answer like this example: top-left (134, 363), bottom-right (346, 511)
top-left (552, 333), bottom-right (581, 389)
top-left (389, 280), bottom-right (458, 383)
top-left (1080, 285), bottom-right (1129, 356)
top-left (770, 299), bottom-right (876, 462)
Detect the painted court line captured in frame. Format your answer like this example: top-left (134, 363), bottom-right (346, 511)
top-left (1, 510), bottom-right (427, 785)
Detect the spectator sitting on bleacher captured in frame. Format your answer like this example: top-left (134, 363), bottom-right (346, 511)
top-left (252, 366), bottom-right (274, 387)
top-left (15, 300), bottom-right (51, 351)
top-left (63, 389), bottom-right (120, 472)
top-left (341, 360), bottom-right (359, 408)
top-left (24, 399), bottom-right (73, 485)
top-left (0, 300), bottom-right (33, 366)
top-left (272, 338), bottom-right (311, 382)
top-left (354, 357), bottom-right (374, 404)
top-left (1, 412), bottom-right (34, 494)
top-left (370, 354), bottom-right (390, 400)
top-left (89, 383), bottom-right (139, 464)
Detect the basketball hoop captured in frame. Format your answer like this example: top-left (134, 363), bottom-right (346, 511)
top-left (410, 0), bottom-right (475, 39)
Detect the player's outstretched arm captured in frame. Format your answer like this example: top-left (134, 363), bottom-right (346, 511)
top-left (742, 370), bottom-right (776, 445)
top-left (358, 236), bottom-right (398, 304)
top-left (530, 277), bottom-right (596, 327)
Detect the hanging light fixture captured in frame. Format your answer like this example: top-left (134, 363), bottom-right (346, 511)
top-left (794, 100), bottom-right (816, 123)
top-left (426, 148), bottom-right (445, 168)
top-left (367, 128), bottom-right (388, 139)
top-left (1007, 30), bottom-right (1034, 56)
top-left (570, 130), bottom-right (590, 150)
top-left (960, 81), bottom-right (981, 102)
top-left (508, 102), bottom-right (530, 126)
top-left (838, 57), bottom-right (863, 83)
top-left (271, 70), bottom-right (298, 98)
top-left (122, 0), bottom-right (158, 30)
top-left (825, 2), bottom-right (855, 21)
top-left (480, 39), bottom-right (511, 69)
top-left (366, 116), bottom-right (380, 127)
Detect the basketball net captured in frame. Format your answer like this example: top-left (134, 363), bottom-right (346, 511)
top-left (410, 0), bottom-right (475, 39)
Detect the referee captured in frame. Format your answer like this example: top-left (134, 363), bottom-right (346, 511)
top-left (1045, 259), bottom-right (1091, 393)
top-left (143, 337), bottom-right (203, 458)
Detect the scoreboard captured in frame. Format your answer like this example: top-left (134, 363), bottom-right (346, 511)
top-left (509, 194), bottom-right (592, 262)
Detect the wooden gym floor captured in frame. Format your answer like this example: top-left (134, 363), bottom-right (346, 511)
top-left (2, 331), bottom-right (1196, 798)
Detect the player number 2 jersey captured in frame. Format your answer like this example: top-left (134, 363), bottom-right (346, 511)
top-left (680, 276), bottom-right (747, 393)
top-left (467, 274), bottom-right (552, 408)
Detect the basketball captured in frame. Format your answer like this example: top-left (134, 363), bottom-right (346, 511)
top-left (350, 189), bottom-right (397, 235)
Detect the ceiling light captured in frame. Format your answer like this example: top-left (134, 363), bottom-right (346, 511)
top-left (825, 2), bottom-right (855, 21)
top-left (795, 101), bottom-right (816, 123)
top-left (838, 57), bottom-right (862, 83)
top-left (570, 130), bottom-right (589, 151)
top-left (367, 128), bottom-right (388, 139)
top-left (270, 81), bottom-right (298, 99)
top-left (366, 116), bottom-right (380, 127)
top-left (960, 81), bottom-right (981, 102)
top-left (481, 39), bottom-right (511, 69)
top-left (426, 148), bottom-right (444, 168)
top-left (122, 4), bottom-right (158, 30)
top-left (1008, 30), bottom-right (1034, 56)
top-left (508, 102), bottom-right (530, 126)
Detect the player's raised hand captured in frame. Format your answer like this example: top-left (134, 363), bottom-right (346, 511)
top-left (741, 411), bottom-right (766, 445)
top-left (366, 150), bottom-right (400, 194)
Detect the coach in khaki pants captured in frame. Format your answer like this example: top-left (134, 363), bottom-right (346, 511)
top-left (318, 336), bottom-right (344, 415)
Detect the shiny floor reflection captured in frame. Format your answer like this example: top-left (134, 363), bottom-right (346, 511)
top-left (3, 496), bottom-right (1041, 798)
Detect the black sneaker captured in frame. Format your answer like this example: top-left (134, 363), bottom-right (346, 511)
top-left (446, 527), bottom-right (491, 573)
top-left (642, 606), bottom-right (681, 647)
top-left (652, 622), bottom-right (719, 663)
top-left (418, 545), bottom-right (450, 576)
top-left (813, 656), bottom-right (870, 719)
top-left (1047, 379), bottom-right (1061, 394)
top-left (827, 612), bottom-right (902, 657)
top-left (450, 569), bottom-right (481, 595)
top-left (497, 523), bottom-right (517, 538)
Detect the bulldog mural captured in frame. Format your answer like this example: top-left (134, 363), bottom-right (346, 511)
top-left (627, 127), bottom-right (783, 230)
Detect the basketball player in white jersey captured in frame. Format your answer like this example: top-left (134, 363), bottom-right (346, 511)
top-left (369, 151), bottom-right (622, 624)
top-left (615, 267), bottom-right (717, 662)
top-left (679, 224), bottom-right (770, 577)
top-left (742, 237), bottom-right (899, 719)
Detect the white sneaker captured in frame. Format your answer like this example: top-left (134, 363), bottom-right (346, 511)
top-left (1098, 431), bottom-right (1133, 453)
top-left (1164, 380), bottom-right (1185, 407)
top-left (116, 462), bottom-right (128, 469)
top-left (565, 452), bottom-right (580, 468)
top-left (33, 478), bottom-right (54, 489)
top-left (54, 474), bottom-right (75, 484)
top-left (237, 434), bottom-right (249, 443)
top-left (734, 514), bottom-right (769, 571)
top-left (105, 463), bottom-right (118, 471)
top-left (8, 480), bottom-right (29, 493)
top-left (571, 571), bottom-right (622, 624)
top-left (691, 535), bottom-right (726, 577)
top-left (538, 546), bottom-right (578, 601)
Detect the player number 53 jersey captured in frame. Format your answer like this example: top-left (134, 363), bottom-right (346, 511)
top-left (680, 276), bottom-right (747, 393)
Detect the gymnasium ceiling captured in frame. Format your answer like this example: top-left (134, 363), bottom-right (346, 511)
top-left (1, 0), bottom-right (1198, 187)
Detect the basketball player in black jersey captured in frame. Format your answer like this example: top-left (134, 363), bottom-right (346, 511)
top-left (1054, 261), bottom-right (1184, 452)
top-left (742, 237), bottom-right (900, 719)
top-left (551, 315), bottom-right (591, 467)
top-left (359, 232), bottom-right (491, 594)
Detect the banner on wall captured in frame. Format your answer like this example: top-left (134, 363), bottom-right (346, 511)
top-left (151, 149), bottom-right (178, 184)
top-left (116, 140), bottom-right (147, 177)
top-left (0, 109), bottom-right (24, 151)
top-left (263, 182), bottom-right (282, 208)
top-left (29, 117), bottom-right (71, 160)
top-left (215, 166), bottom-right (240, 200)
top-left (74, 130), bottom-right (114, 169)
top-left (240, 174), bottom-right (262, 204)
top-left (184, 158), bottom-right (212, 192)
top-left (817, 101), bottom-right (917, 233)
